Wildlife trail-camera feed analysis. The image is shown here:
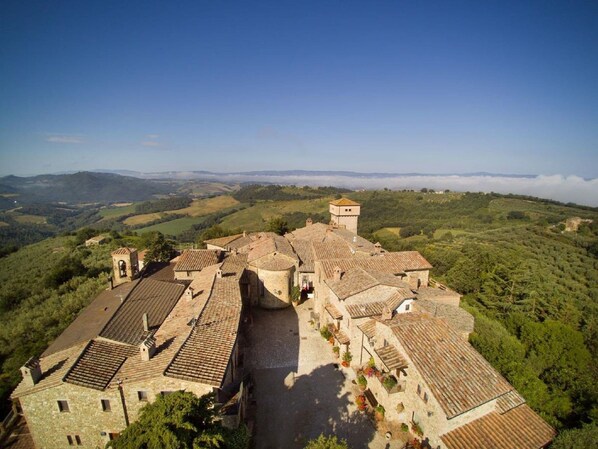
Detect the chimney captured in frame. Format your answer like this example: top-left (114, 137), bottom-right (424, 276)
top-left (306, 217), bottom-right (313, 227)
top-left (217, 269), bottom-right (223, 279)
top-left (20, 357), bottom-right (42, 387)
top-left (139, 335), bottom-right (156, 361)
top-left (107, 277), bottom-right (113, 290)
top-left (243, 230), bottom-right (247, 237)
top-left (142, 313), bottom-right (149, 332)
top-left (232, 248), bottom-right (238, 255)
top-left (186, 286), bottom-right (194, 299)
top-left (333, 266), bottom-right (342, 281)
top-left (374, 242), bottom-right (382, 254)
top-left (381, 306), bottom-right (392, 321)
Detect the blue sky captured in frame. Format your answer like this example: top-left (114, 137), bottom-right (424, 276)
top-left (1, 0), bottom-right (597, 177)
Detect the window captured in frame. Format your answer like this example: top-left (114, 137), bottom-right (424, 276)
top-left (417, 384), bottom-right (421, 395)
top-left (405, 304), bottom-right (410, 311)
top-left (101, 399), bottom-right (111, 412)
top-left (118, 260), bottom-right (127, 277)
top-left (75, 435), bottom-right (82, 445)
top-left (423, 392), bottom-right (429, 403)
top-left (67, 435), bottom-right (73, 446)
top-left (137, 390), bottom-right (148, 401)
top-left (57, 400), bottom-right (70, 412)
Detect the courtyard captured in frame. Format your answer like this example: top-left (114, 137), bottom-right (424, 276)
top-left (245, 299), bottom-right (410, 449)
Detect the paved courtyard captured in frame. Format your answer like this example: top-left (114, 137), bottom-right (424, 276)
top-left (245, 299), bottom-right (408, 449)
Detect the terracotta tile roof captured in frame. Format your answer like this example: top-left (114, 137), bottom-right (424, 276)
top-left (312, 240), bottom-right (354, 260)
top-left (389, 313), bottom-right (514, 418)
top-left (441, 404), bottom-right (555, 449)
top-left (358, 320), bottom-right (377, 339)
top-left (111, 247), bottom-right (137, 255)
top-left (42, 280), bottom-right (139, 357)
top-left (325, 268), bottom-right (379, 300)
top-left (375, 345), bottom-right (408, 370)
top-left (290, 239), bottom-right (315, 272)
top-left (346, 302), bottom-right (385, 318)
top-left (143, 262), bottom-right (179, 282)
top-left (415, 300), bottom-right (475, 336)
top-left (12, 344), bottom-right (87, 398)
top-left (416, 286), bottom-right (461, 302)
top-left (63, 340), bottom-right (136, 390)
top-left (226, 234), bottom-right (254, 250)
top-left (113, 266), bottom-right (218, 386)
top-left (247, 235), bottom-right (297, 263)
top-left (496, 390), bottom-right (525, 414)
top-left (220, 253), bottom-right (247, 277)
top-left (327, 324), bottom-right (350, 345)
top-left (331, 228), bottom-right (377, 252)
top-left (100, 278), bottom-right (185, 345)
top-left (164, 277), bottom-right (242, 386)
top-left (329, 198), bottom-right (360, 206)
top-left (325, 304), bottom-right (343, 319)
top-left (174, 250), bottom-right (221, 272)
top-left (286, 222), bottom-right (329, 241)
top-left (204, 233), bottom-right (244, 248)
top-left (319, 251), bottom-right (431, 279)
top-left (252, 254), bottom-right (296, 271)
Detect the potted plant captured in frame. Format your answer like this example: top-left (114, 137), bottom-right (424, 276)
top-left (291, 285), bottom-right (301, 306)
top-left (332, 346), bottom-right (340, 358)
top-left (357, 374), bottom-right (367, 391)
top-left (375, 405), bottom-right (385, 421)
top-left (355, 394), bottom-right (367, 411)
top-left (320, 327), bottom-right (332, 341)
top-left (400, 423), bottom-right (409, 433)
top-left (342, 351), bottom-right (352, 367)
top-left (382, 375), bottom-right (398, 391)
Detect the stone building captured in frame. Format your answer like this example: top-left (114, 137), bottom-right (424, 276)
top-left (12, 251), bottom-right (245, 449)
top-left (329, 198), bottom-right (361, 234)
top-left (110, 247), bottom-right (139, 286)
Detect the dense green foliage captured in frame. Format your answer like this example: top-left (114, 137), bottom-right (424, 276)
top-left (267, 217), bottom-right (290, 235)
top-left (304, 434), bottom-right (348, 449)
top-left (109, 391), bottom-right (250, 449)
top-left (142, 232), bottom-right (176, 263)
top-left (550, 423), bottom-right (598, 449)
top-left (134, 196), bottom-right (192, 214)
top-left (233, 184), bottom-right (350, 202)
top-left (0, 237), bottom-right (114, 416)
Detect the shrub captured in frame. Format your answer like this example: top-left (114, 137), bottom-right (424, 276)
top-left (320, 327), bottom-right (332, 340)
top-left (357, 374), bottom-right (367, 387)
top-left (342, 351), bottom-right (352, 363)
top-left (375, 405), bottom-right (385, 416)
top-left (332, 345), bottom-right (340, 354)
top-left (382, 375), bottom-right (398, 390)
top-left (400, 423), bottom-right (409, 432)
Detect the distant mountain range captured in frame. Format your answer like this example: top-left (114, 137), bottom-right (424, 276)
top-left (0, 172), bottom-right (171, 204)
top-left (89, 168), bottom-right (539, 180)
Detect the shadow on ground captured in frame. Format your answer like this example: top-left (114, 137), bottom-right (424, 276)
top-left (247, 304), bottom-right (376, 449)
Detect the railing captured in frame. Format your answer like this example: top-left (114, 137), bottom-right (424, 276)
top-left (0, 409), bottom-right (17, 443)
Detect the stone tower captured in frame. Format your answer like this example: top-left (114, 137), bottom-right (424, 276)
top-left (111, 247), bottom-right (139, 286)
top-left (329, 198), bottom-right (361, 234)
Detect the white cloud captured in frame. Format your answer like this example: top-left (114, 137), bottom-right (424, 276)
top-left (45, 135), bottom-right (85, 144)
top-left (141, 141), bottom-right (161, 147)
top-left (202, 172), bottom-right (598, 207)
top-left (145, 134), bottom-right (160, 140)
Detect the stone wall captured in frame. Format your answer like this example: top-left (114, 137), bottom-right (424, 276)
top-left (257, 267), bottom-right (293, 309)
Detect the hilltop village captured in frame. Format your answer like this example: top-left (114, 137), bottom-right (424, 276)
top-left (10, 199), bottom-right (555, 449)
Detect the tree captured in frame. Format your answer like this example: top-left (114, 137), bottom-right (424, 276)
top-left (304, 434), bottom-right (348, 449)
top-left (550, 423), bottom-right (598, 449)
top-left (267, 217), bottom-right (289, 236)
top-left (109, 391), bottom-right (249, 449)
top-left (143, 232), bottom-right (175, 263)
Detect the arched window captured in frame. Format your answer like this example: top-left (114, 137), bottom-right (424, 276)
top-left (118, 260), bottom-right (127, 277)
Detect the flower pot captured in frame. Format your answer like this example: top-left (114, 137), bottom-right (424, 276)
top-left (341, 361), bottom-right (349, 367)
top-left (375, 411), bottom-right (384, 421)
